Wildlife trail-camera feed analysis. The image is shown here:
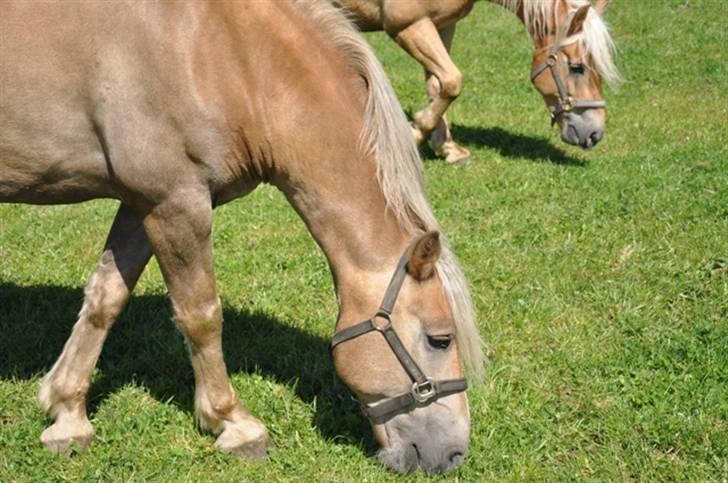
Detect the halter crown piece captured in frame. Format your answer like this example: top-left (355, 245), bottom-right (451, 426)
top-left (530, 8), bottom-right (607, 125)
top-left (330, 242), bottom-right (468, 422)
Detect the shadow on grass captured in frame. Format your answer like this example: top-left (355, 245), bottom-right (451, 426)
top-left (416, 122), bottom-right (585, 166)
top-left (0, 282), bottom-right (372, 452)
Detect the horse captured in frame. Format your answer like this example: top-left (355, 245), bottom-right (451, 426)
top-left (333, 0), bottom-right (621, 164)
top-left (0, 0), bottom-right (483, 475)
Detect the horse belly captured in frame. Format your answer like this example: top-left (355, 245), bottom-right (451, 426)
top-left (0, 4), bottom-right (117, 204)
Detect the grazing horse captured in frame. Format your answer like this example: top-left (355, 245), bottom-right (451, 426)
top-left (334, 0), bottom-right (620, 163)
top-left (0, 0), bottom-right (483, 474)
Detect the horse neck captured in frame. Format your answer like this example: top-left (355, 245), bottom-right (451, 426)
top-left (489, 0), bottom-right (557, 48)
top-left (274, 152), bottom-right (414, 325)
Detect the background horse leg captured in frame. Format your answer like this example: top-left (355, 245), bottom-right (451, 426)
top-left (427, 26), bottom-right (471, 165)
top-left (39, 203), bottom-right (152, 455)
top-left (141, 193), bottom-right (271, 459)
top-left (393, 18), bottom-right (462, 148)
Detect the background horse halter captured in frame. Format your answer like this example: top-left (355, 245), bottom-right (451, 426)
top-left (530, 8), bottom-right (607, 126)
top-left (331, 241), bottom-right (468, 422)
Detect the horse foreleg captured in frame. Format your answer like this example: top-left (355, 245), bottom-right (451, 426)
top-left (39, 203), bottom-right (152, 455)
top-left (142, 193), bottom-right (271, 459)
top-left (426, 26), bottom-right (471, 165)
top-left (393, 19), bottom-right (462, 146)
top-left (425, 25), bottom-right (470, 164)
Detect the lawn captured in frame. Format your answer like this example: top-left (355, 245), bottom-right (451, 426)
top-left (1, 0), bottom-right (726, 481)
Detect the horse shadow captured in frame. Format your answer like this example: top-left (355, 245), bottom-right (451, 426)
top-left (0, 282), bottom-right (373, 452)
top-left (416, 122), bottom-right (585, 166)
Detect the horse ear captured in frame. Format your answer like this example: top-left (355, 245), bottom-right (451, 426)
top-left (566, 5), bottom-right (591, 37)
top-left (406, 231), bottom-right (442, 281)
top-left (594, 0), bottom-right (611, 16)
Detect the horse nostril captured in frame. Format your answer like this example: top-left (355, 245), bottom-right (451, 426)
top-left (448, 450), bottom-right (465, 466)
top-left (590, 131), bottom-right (601, 146)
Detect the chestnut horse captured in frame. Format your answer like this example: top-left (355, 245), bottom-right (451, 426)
top-left (0, 0), bottom-right (483, 474)
top-left (334, 0), bottom-right (620, 163)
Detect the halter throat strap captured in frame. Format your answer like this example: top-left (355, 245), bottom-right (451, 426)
top-left (330, 242), bottom-right (468, 422)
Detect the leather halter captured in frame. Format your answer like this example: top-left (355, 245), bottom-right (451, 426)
top-left (330, 244), bottom-right (468, 423)
top-left (530, 9), bottom-right (606, 125)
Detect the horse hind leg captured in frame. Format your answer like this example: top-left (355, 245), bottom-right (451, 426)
top-left (38, 203), bottom-right (152, 455)
top-left (141, 192), bottom-right (271, 459)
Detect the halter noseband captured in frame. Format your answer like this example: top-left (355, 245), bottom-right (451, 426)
top-left (330, 244), bottom-right (468, 423)
top-left (530, 9), bottom-right (606, 125)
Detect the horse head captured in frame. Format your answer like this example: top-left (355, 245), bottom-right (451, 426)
top-left (529, 0), bottom-right (619, 149)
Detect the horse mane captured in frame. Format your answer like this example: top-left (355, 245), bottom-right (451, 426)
top-left (292, 0), bottom-right (486, 380)
top-left (499, 0), bottom-right (621, 86)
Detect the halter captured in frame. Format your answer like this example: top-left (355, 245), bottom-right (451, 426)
top-left (330, 244), bottom-right (468, 422)
top-left (530, 9), bottom-right (606, 125)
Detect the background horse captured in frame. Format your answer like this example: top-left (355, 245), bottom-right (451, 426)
top-left (0, 0), bottom-right (483, 474)
top-left (334, 0), bottom-right (620, 163)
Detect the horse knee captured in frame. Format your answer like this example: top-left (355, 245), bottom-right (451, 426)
top-left (440, 69), bottom-right (462, 99)
top-left (81, 253), bottom-right (131, 329)
top-left (174, 298), bottom-right (223, 346)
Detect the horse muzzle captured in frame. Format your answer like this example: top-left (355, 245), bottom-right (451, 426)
top-left (560, 111), bottom-right (605, 149)
top-left (375, 409), bottom-right (470, 474)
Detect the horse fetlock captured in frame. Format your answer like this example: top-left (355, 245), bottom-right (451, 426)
top-left (214, 419), bottom-right (272, 460)
top-left (40, 375), bottom-right (89, 411)
top-left (410, 123), bottom-right (426, 145)
top-left (194, 388), bottom-right (244, 434)
top-left (412, 113), bottom-right (439, 139)
top-left (40, 416), bottom-right (94, 456)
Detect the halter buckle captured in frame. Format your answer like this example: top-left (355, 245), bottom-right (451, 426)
top-left (563, 97), bottom-right (574, 112)
top-left (411, 378), bottom-right (436, 404)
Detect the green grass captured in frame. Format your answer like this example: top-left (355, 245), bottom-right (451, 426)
top-left (1, 0), bottom-right (726, 480)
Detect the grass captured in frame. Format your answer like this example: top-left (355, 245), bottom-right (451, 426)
top-left (1, 0), bottom-right (726, 480)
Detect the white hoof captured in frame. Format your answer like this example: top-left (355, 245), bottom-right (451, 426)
top-left (40, 418), bottom-right (94, 456)
top-left (436, 141), bottom-right (471, 166)
top-left (214, 422), bottom-right (272, 459)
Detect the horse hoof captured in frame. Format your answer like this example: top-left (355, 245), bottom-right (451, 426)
top-left (433, 140), bottom-right (471, 166)
top-left (446, 153), bottom-right (470, 166)
top-left (214, 423), bottom-right (272, 459)
top-left (40, 420), bottom-right (94, 456)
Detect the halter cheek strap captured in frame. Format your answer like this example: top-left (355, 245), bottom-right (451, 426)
top-left (330, 244), bottom-right (468, 423)
top-left (530, 9), bottom-right (607, 125)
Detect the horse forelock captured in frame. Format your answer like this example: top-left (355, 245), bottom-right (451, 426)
top-left (291, 0), bottom-right (485, 380)
top-left (501, 0), bottom-right (621, 86)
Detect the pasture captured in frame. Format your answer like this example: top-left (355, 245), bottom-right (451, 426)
top-left (1, 0), bottom-right (725, 480)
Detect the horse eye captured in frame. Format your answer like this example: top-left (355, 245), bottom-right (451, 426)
top-left (569, 63), bottom-right (586, 75)
top-left (427, 334), bottom-right (453, 350)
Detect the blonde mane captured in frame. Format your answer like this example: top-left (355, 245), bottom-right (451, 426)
top-left (292, 0), bottom-right (486, 379)
top-left (498, 0), bottom-right (621, 85)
